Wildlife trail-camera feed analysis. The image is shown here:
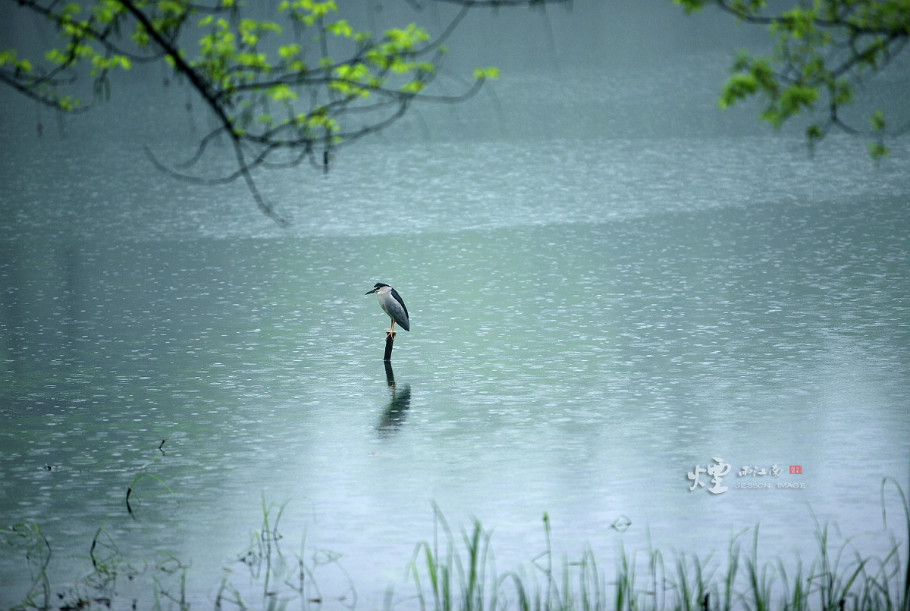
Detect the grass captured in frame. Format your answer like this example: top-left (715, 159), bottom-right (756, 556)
top-left (400, 482), bottom-right (909, 611)
top-left (2, 480), bottom-right (908, 611)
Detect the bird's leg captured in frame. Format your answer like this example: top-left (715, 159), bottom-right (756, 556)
top-left (386, 319), bottom-right (396, 340)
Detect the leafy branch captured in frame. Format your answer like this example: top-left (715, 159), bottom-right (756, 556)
top-left (0, 0), bottom-right (551, 224)
top-left (675, 0), bottom-right (909, 157)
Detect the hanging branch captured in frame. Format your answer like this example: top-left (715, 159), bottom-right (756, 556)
top-left (677, 0), bottom-right (909, 157)
top-left (1, 0), bottom-right (567, 223)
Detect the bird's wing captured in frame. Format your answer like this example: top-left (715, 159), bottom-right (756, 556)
top-left (390, 288), bottom-right (409, 320)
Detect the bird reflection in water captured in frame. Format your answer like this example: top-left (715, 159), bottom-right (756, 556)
top-left (377, 360), bottom-right (411, 436)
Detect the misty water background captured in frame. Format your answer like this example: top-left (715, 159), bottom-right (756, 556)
top-left (1, 1), bottom-right (909, 608)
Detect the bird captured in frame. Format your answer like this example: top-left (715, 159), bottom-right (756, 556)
top-left (365, 282), bottom-right (410, 337)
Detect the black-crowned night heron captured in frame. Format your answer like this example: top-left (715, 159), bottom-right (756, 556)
top-left (366, 282), bottom-right (410, 337)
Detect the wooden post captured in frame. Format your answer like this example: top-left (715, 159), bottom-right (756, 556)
top-left (384, 359), bottom-right (396, 386)
top-left (383, 332), bottom-right (395, 361)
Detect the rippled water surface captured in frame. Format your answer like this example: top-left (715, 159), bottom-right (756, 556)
top-left (1, 61), bottom-right (909, 609)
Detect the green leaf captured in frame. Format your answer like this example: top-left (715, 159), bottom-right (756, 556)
top-left (473, 66), bottom-right (499, 80)
top-left (267, 84), bottom-right (297, 101)
top-left (0, 49), bottom-right (32, 73)
top-left (778, 84), bottom-right (818, 116)
top-left (867, 142), bottom-right (889, 159)
top-left (806, 124), bottom-right (823, 141)
top-left (401, 80), bottom-right (425, 94)
top-left (719, 73), bottom-right (759, 108)
top-left (157, 1), bottom-right (185, 16)
top-left (131, 24), bottom-right (150, 47)
top-left (278, 43), bottom-right (300, 60)
top-left (384, 24), bottom-right (430, 50)
top-left (778, 7), bottom-right (816, 39)
top-left (869, 109), bottom-right (886, 132)
top-left (326, 19), bottom-right (352, 37)
top-left (58, 95), bottom-right (78, 111)
top-left (832, 78), bottom-right (852, 105)
top-left (673, 0), bottom-right (706, 15)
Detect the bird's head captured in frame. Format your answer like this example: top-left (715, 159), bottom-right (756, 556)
top-left (365, 282), bottom-right (389, 295)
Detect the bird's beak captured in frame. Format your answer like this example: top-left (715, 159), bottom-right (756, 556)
top-left (365, 288), bottom-right (377, 295)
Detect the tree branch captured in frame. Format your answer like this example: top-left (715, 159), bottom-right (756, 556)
top-left (2, 0), bottom-right (567, 223)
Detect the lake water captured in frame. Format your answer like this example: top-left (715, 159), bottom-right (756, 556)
top-left (1, 52), bottom-right (908, 610)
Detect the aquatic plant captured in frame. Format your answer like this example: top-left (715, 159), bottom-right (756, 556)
top-left (2, 480), bottom-right (907, 611)
top-left (399, 482), bottom-right (908, 611)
